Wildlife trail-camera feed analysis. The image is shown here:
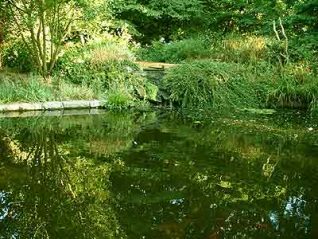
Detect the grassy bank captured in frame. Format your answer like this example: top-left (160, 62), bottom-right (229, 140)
top-left (1, 34), bottom-right (317, 113)
top-left (0, 39), bottom-right (158, 110)
top-left (142, 35), bottom-right (318, 112)
top-left (162, 60), bottom-right (317, 111)
top-left (0, 70), bottom-right (97, 103)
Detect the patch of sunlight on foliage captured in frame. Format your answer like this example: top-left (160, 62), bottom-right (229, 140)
top-left (162, 60), bottom-right (264, 109)
top-left (144, 81), bottom-right (159, 102)
top-left (105, 88), bottom-right (136, 110)
top-left (217, 180), bottom-right (233, 189)
top-left (220, 35), bottom-right (269, 63)
top-left (56, 81), bottom-right (97, 100)
top-left (89, 42), bottom-right (135, 65)
top-left (241, 108), bottom-right (276, 115)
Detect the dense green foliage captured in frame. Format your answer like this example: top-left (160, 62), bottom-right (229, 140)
top-left (0, 0), bottom-right (317, 111)
top-left (138, 37), bottom-right (212, 63)
top-left (2, 40), bottom-right (34, 72)
top-left (113, 0), bottom-right (318, 43)
top-left (163, 60), bottom-right (318, 111)
top-left (162, 61), bottom-right (262, 108)
top-left (54, 40), bottom-right (158, 108)
top-left (112, 0), bottom-right (204, 43)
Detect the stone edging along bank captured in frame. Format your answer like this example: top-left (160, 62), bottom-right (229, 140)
top-left (0, 100), bottom-right (102, 112)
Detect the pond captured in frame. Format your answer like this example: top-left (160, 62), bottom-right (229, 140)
top-left (0, 109), bottom-right (317, 238)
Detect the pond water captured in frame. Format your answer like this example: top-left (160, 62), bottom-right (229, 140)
top-left (0, 109), bottom-right (317, 238)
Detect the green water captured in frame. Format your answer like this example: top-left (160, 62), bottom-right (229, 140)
top-left (0, 110), bottom-right (317, 238)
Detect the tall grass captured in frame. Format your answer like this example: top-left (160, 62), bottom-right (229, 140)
top-left (162, 60), bottom-right (264, 109)
top-left (215, 35), bottom-right (269, 64)
top-left (162, 59), bottom-right (318, 111)
top-left (138, 35), bottom-right (276, 63)
top-left (0, 75), bottom-right (54, 103)
top-left (89, 42), bottom-right (135, 65)
top-left (137, 34), bottom-right (284, 66)
top-left (266, 67), bottom-right (318, 110)
top-left (0, 72), bottom-right (100, 103)
top-left (138, 34), bottom-right (315, 67)
top-left (54, 81), bottom-right (97, 100)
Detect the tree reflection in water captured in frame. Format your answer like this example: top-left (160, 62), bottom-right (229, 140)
top-left (0, 119), bottom-right (124, 238)
top-left (0, 110), bottom-right (317, 238)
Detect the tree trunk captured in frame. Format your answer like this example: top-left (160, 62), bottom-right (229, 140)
top-left (0, 21), bottom-right (4, 69)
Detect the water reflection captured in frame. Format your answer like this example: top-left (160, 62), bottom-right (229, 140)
top-left (0, 115), bottom-right (128, 238)
top-left (0, 110), bottom-right (317, 238)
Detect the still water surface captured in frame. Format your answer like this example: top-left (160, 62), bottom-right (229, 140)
top-left (0, 110), bottom-right (317, 238)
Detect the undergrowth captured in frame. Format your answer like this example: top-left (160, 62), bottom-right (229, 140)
top-left (162, 60), bottom-right (317, 111)
top-left (55, 40), bottom-right (158, 109)
top-left (0, 34), bottom-right (316, 112)
top-left (138, 36), bottom-right (212, 63)
top-left (138, 33), bottom-right (317, 68)
top-left (138, 34), bottom-right (275, 64)
top-left (267, 67), bottom-right (318, 110)
top-left (162, 60), bottom-right (264, 109)
top-left (0, 72), bottom-right (97, 103)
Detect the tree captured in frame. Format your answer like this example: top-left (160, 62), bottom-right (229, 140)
top-left (290, 0), bottom-right (318, 33)
top-left (0, 1), bottom-right (10, 68)
top-left (5, 0), bottom-right (86, 77)
top-left (113, 0), bottom-right (204, 43)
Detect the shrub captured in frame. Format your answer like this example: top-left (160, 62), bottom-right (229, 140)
top-left (54, 40), bottom-right (158, 105)
top-left (266, 64), bottom-right (318, 110)
top-left (104, 89), bottom-right (135, 110)
top-left (55, 41), bottom-right (139, 85)
top-left (2, 40), bottom-right (34, 72)
top-left (138, 35), bottom-right (275, 65)
top-left (288, 34), bottom-right (318, 64)
top-left (162, 60), bottom-right (262, 109)
top-left (138, 36), bottom-right (212, 63)
top-left (205, 35), bottom-right (273, 65)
